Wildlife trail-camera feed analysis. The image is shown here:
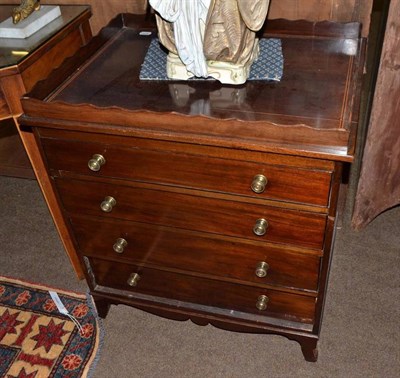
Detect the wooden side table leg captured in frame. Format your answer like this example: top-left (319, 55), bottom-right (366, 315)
top-left (14, 118), bottom-right (84, 279)
top-left (300, 338), bottom-right (319, 362)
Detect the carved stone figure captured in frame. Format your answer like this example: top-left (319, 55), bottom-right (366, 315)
top-left (149, 0), bottom-right (270, 85)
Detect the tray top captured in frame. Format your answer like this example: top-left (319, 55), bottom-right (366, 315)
top-left (21, 15), bottom-right (365, 161)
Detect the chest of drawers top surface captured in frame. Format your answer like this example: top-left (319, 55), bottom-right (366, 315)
top-left (20, 15), bottom-right (364, 161)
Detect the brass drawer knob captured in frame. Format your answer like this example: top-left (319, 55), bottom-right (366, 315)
top-left (113, 238), bottom-right (128, 253)
top-left (100, 196), bottom-right (116, 213)
top-left (88, 154), bottom-right (106, 172)
top-left (251, 174), bottom-right (268, 194)
top-left (255, 261), bottom-right (269, 278)
top-left (127, 273), bottom-right (140, 287)
top-left (253, 218), bottom-right (268, 236)
top-left (256, 295), bottom-right (269, 311)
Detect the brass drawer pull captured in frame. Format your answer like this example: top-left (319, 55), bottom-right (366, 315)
top-left (100, 196), bottom-right (116, 213)
top-left (88, 154), bottom-right (106, 172)
top-left (256, 295), bottom-right (269, 311)
top-left (113, 238), bottom-right (128, 253)
top-left (255, 261), bottom-right (269, 278)
top-left (251, 174), bottom-right (268, 194)
top-left (253, 218), bottom-right (268, 236)
top-left (127, 273), bottom-right (140, 287)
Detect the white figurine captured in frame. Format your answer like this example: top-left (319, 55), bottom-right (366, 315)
top-left (150, 0), bottom-right (211, 78)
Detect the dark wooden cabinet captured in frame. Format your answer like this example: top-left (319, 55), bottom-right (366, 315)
top-left (19, 15), bottom-right (365, 361)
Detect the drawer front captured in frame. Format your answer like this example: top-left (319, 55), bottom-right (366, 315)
top-left (56, 178), bottom-right (327, 249)
top-left (41, 137), bottom-right (332, 206)
top-left (88, 258), bottom-right (316, 324)
top-left (71, 216), bottom-right (320, 291)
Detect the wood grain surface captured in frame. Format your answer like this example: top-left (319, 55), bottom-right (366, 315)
top-left (89, 257), bottom-right (316, 324)
top-left (71, 215), bottom-right (321, 292)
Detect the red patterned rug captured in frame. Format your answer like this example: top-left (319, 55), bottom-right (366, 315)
top-left (0, 276), bottom-right (102, 378)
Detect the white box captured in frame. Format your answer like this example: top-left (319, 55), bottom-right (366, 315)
top-left (0, 5), bottom-right (62, 39)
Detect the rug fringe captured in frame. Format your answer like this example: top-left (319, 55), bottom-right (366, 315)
top-left (86, 291), bottom-right (105, 378)
top-left (0, 275), bottom-right (103, 378)
top-left (0, 274), bottom-right (86, 298)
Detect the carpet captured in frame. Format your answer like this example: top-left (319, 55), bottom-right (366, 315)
top-left (0, 276), bottom-right (102, 378)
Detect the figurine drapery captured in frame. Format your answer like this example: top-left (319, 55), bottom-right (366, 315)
top-left (149, 0), bottom-right (270, 83)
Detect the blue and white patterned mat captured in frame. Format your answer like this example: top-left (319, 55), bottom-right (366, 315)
top-left (140, 38), bottom-right (283, 82)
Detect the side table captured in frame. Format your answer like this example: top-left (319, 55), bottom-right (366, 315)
top-left (0, 5), bottom-right (92, 278)
top-left (0, 5), bottom-right (92, 178)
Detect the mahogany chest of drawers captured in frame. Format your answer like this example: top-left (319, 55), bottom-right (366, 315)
top-left (19, 15), bottom-right (365, 361)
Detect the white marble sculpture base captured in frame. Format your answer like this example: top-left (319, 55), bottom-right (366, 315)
top-left (0, 6), bottom-right (61, 39)
top-left (166, 41), bottom-right (260, 85)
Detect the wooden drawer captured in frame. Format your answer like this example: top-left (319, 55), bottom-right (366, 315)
top-left (56, 178), bottom-right (327, 249)
top-left (41, 136), bottom-right (332, 206)
top-left (88, 258), bottom-right (316, 324)
top-left (71, 216), bottom-right (321, 291)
